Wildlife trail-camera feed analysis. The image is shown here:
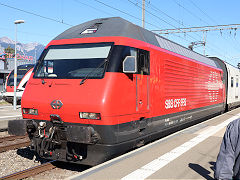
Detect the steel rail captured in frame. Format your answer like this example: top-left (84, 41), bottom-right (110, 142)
top-left (0, 135), bottom-right (26, 142)
top-left (0, 135), bottom-right (30, 153)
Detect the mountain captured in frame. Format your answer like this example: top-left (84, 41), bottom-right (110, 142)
top-left (0, 36), bottom-right (45, 62)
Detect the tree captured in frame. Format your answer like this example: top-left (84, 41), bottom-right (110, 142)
top-left (2, 45), bottom-right (15, 70)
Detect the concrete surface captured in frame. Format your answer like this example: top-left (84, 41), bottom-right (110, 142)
top-left (0, 104), bottom-right (22, 130)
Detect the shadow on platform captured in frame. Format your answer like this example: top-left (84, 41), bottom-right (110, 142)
top-left (189, 162), bottom-right (215, 180)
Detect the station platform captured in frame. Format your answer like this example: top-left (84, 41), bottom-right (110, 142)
top-left (0, 104), bottom-right (22, 130)
top-left (67, 108), bottom-right (240, 180)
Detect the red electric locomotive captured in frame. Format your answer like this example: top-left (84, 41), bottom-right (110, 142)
top-left (9, 17), bottom-right (225, 166)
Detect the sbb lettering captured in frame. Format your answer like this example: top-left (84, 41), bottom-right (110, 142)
top-left (165, 98), bottom-right (187, 109)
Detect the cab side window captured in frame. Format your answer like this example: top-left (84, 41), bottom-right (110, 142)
top-left (109, 45), bottom-right (150, 74)
top-left (138, 49), bottom-right (150, 75)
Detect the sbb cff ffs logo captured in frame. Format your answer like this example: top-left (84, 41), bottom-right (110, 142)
top-left (165, 98), bottom-right (187, 109)
top-left (51, 100), bottom-right (63, 109)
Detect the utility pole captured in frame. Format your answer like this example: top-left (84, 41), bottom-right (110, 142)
top-left (142, 0), bottom-right (145, 28)
top-left (14, 20), bottom-right (24, 110)
top-left (203, 31), bottom-right (206, 55)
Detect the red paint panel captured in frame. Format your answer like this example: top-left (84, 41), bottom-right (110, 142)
top-left (6, 86), bottom-right (14, 92)
top-left (46, 37), bottom-right (150, 51)
top-left (149, 50), bottom-right (224, 117)
top-left (22, 73), bottom-right (143, 125)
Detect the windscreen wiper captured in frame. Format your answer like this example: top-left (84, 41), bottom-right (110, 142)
top-left (80, 59), bottom-right (108, 85)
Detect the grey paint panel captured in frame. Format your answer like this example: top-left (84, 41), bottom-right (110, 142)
top-left (155, 36), bottom-right (218, 68)
top-left (54, 17), bottom-right (220, 69)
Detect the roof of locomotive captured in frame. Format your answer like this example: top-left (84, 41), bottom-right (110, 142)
top-left (17, 64), bottom-right (35, 71)
top-left (54, 17), bottom-right (221, 69)
top-left (17, 64), bottom-right (35, 68)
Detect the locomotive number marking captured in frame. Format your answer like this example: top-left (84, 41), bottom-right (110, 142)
top-left (165, 98), bottom-right (187, 109)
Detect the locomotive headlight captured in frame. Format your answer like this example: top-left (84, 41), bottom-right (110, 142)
top-left (79, 112), bottom-right (101, 120)
top-left (23, 108), bottom-right (38, 115)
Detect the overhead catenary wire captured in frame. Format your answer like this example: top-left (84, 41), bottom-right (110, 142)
top-left (128, 0), bottom-right (180, 28)
top-left (171, 0), bottom-right (238, 60)
top-left (128, 0), bottom-right (233, 59)
top-left (188, 0), bottom-right (240, 54)
top-left (188, 0), bottom-right (218, 25)
top-left (0, 0), bottom-right (188, 46)
top-left (188, 0), bottom-right (240, 57)
top-left (0, 2), bottom-right (74, 27)
top-left (92, 0), bottom-right (161, 29)
top-left (171, 0), bottom-right (240, 61)
top-left (92, 0), bottom-right (198, 44)
top-left (0, 0), bottom-right (215, 50)
top-left (0, 0), bottom-right (235, 62)
top-left (73, 0), bottom-right (115, 17)
top-left (0, 27), bottom-right (53, 38)
top-left (92, 0), bottom-right (198, 43)
top-left (80, 0), bottom-right (210, 56)
top-left (127, 0), bottom-right (199, 42)
top-left (131, 0), bottom-right (184, 27)
top-left (127, 0), bottom-right (232, 61)
top-left (144, 0), bottom-right (234, 61)
top-left (172, 0), bottom-right (210, 26)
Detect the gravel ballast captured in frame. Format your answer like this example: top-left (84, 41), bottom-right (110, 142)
top-left (0, 148), bottom-right (42, 177)
top-left (0, 147), bottom-right (89, 179)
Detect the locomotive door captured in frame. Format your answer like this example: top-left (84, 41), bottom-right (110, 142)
top-left (136, 49), bottom-right (150, 114)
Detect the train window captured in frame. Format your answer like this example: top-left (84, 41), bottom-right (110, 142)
top-left (44, 46), bottom-right (111, 60)
top-left (130, 48), bottom-right (137, 57)
top-left (34, 43), bottom-right (112, 79)
top-left (138, 49), bottom-right (150, 75)
top-left (7, 68), bottom-right (31, 86)
top-left (108, 46), bottom-right (137, 73)
top-left (237, 78), bottom-right (239, 88)
top-left (104, 45), bottom-right (149, 75)
top-left (231, 77), bottom-right (234, 87)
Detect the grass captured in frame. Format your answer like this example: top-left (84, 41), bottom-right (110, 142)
top-left (0, 100), bottom-right (10, 105)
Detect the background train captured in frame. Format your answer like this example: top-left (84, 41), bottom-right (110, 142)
top-left (210, 57), bottom-right (240, 110)
top-left (3, 64), bottom-right (34, 104)
top-left (8, 17), bottom-right (240, 166)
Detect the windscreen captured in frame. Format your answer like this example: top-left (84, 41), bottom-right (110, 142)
top-left (7, 68), bottom-right (31, 86)
top-left (34, 43), bottom-right (112, 79)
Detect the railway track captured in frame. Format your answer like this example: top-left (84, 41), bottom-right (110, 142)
top-left (0, 135), bottom-right (30, 153)
top-left (0, 161), bottom-right (56, 180)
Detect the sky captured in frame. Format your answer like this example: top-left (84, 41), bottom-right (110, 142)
top-left (0, 0), bottom-right (240, 66)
